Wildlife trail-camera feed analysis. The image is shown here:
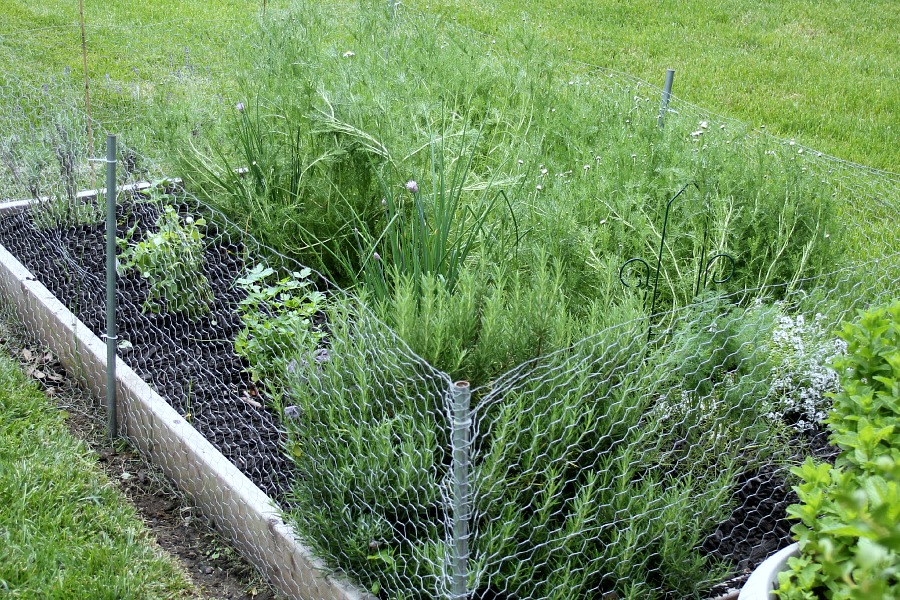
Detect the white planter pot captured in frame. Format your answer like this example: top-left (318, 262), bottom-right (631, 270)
top-left (738, 543), bottom-right (800, 600)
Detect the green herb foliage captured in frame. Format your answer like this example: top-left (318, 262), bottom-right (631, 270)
top-left (372, 255), bottom-right (645, 385)
top-left (118, 204), bottom-right (214, 317)
top-left (281, 297), bottom-right (449, 597)
top-left (234, 264), bottom-right (325, 400)
top-left (277, 294), bottom-right (798, 598)
top-left (181, 0), bottom-right (843, 307)
top-left (776, 300), bottom-right (900, 599)
top-left (343, 125), bottom-right (519, 304)
top-left (466, 297), bottom-right (793, 599)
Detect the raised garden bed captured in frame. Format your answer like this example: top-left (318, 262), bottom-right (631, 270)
top-left (0, 190), bottom-right (839, 599)
top-left (0, 192), bottom-right (370, 600)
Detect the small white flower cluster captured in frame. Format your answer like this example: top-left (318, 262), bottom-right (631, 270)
top-left (654, 387), bottom-right (727, 425)
top-left (765, 309), bottom-right (846, 432)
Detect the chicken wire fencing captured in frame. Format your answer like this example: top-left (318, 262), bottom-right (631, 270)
top-left (1, 11), bottom-right (900, 600)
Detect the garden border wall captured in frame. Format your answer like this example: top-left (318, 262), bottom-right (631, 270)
top-left (0, 197), bottom-right (372, 600)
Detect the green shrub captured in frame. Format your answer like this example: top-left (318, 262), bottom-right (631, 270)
top-left (281, 297), bottom-right (450, 597)
top-left (371, 253), bottom-right (646, 386)
top-left (646, 297), bottom-right (793, 478)
top-left (468, 321), bottom-right (746, 599)
top-left (776, 300), bottom-right (900, 599)
top-left (281, 304), bottom-right (749, 598)
top-left (466, 296), bottom-right (800, 599)
top-left (182, 94), bottom-right (386, 280)
top-left (273, 291), bottom-right (807, 598)
top-left (1, 109), bottom-right (102, 230)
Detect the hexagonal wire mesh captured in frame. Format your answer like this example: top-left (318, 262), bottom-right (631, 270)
top-left (0, 7), bottom-right (898, 600)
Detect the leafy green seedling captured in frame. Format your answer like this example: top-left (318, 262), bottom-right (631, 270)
top-left (119, 205), bottom-right (214, 317)
top-left (234, 264), bottom-right (326, 401)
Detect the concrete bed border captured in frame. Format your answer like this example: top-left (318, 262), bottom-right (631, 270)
top-left (0, 196), bottom-right (370, 600)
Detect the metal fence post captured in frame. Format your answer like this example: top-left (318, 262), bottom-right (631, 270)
top-left (105, 134), bottom-right (118, 441)
top-left (658, 68), bottom-right (675, 128)
top-left (450, 380), bottom-right (472, 599)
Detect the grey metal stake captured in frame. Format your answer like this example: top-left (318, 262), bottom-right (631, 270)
top-left (105, 134), bottom-right (117, 441)
top-left (658, 68), bottom-right (675, 128)
top-left (450, 380), bottom-right (472, 600)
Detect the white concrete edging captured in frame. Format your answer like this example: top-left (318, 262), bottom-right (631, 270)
top-left (738, 543), bottom-right (799, 600)
top-left (0, 180), bottom-right (154, 216)
top-left (0, 200), bottom-right (372, 600)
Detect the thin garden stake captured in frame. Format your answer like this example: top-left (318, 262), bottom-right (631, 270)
top-left (105, 134), bottom-right (117, 440)
top-left (658, 68), bottom-right (675, 128)
top-left (450, 380), bottom-right (472, 599)
top-left (78, 0), bottom-right (95, 188)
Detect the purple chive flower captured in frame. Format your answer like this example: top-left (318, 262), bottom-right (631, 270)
top-left (405, 180), bottom-right (419, 194)
top-left (373, 252), bottom-right (381, 262)
top-left (284, 405), bottom-right (301, 420)
top-left (235, 102), bottom-right (245, 113)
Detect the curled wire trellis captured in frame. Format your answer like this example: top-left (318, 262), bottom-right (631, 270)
top-left (619, 181), bottom-right (735, 342)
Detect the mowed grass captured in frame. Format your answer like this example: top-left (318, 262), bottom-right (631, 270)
top-left (0, 0), bottom-right (269, 151)
top-left (0, 354), bottom-right (194, 599)
top-left (0, 0), bottom-right (255, 78)
top-left (406, 0), bottom-right (899, 172)
top-left (0, 0), bottom-right (895, 170)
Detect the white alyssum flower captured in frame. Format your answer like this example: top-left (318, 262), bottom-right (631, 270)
top-left (765, 305), bottom-right (845, 432)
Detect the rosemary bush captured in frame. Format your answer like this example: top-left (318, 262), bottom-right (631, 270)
top-left (275, 293), bottom-right (803, 598)
top-left (281, 297), bottom-right (450, 597)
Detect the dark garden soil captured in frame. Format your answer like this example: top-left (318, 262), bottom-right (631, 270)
top-left (0, 198), bottom-right (839, 599)
top-left (0, 199), bottom-right (296, 503)
top-left (703, 428), bottom-right (837, 598)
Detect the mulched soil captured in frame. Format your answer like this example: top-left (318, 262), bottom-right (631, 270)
top-left (703, 428), bottom-right (837, 598)
top-left (0, 199), bottom-right (296, 502)
top-left (0, 198), bottom-right (839, 599)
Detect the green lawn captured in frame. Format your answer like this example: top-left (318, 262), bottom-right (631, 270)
top-left (0, 0), bottom-right (252, 77)
top-left (0, 353), bottom-right (195, 599)
top-left (407, 0), bottom-right (899, 171)
top-left (0, 0), bottom-right (894, 170)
